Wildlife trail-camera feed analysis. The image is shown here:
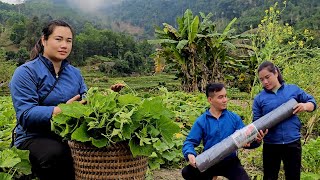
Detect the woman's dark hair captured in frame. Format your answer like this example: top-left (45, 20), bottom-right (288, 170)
top-left (257, 61), bottom-right (284, 83)
top-left (30, 20), bottom-right (74, 60)
top-left (205, 83), bottom-right (225, 98)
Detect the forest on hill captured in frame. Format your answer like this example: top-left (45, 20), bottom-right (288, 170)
top-left (0, 0), bottom-right (319, 86)
top-left (1, 0), bottom-right (320, 37)
top-left (107, 0), bottom-right (320, 37)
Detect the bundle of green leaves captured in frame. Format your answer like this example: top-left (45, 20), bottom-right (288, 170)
top-left (51, 87), bottom-right (180, 157)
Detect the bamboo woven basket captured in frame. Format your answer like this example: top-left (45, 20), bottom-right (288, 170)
top-left (68, 141), bottom-right (148, 180)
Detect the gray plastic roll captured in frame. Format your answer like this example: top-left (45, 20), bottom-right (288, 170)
top-left (195, 98), bottom-right (298, 172)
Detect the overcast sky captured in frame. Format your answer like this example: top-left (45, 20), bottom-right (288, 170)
top-left (0, 0), bottom-right (122, 12)
top-left (66, 0), bottom-right (122, 13)
top-left (0, 0), bottom-right (24, 4)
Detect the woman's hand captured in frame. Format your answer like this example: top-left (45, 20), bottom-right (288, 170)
top-left (53, 94), bottom-right (86, 116)
top-left (188, 154), bottom-right (197, 168)
top-left (293, 102), bottom-right (314, 114)
top-left (242, 129), bottom-right (268, 148)
top-left (66, 94), bottom-right (87, 104)
top-left (53, 106), bottom-right (62, 116)
top-left (256, 129), bottom-right (268, 143)
top-left (111, 83), bottom-right (125, 92)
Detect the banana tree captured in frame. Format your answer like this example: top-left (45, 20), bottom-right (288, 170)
top-left (149, 9), bottom-right (250, 92)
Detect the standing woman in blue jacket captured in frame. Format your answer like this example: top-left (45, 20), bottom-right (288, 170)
top-left (253, 61), bottom-right (317, 180)
top-left (9, 20), bottom-right (86, 180)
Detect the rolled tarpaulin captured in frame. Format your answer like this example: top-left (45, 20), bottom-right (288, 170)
top-left (195, 98), bottom-right (298, 172)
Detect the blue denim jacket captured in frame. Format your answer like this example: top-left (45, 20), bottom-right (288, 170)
top-left (182, 109), bottom-right (245, 160)
top-left (10, 55), bottom-right (87, 146)
top-left (253, 83), bottom-right (317, 144)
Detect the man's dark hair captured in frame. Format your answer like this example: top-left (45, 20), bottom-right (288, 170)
top-left (205, 83), bottom-right (225, 98)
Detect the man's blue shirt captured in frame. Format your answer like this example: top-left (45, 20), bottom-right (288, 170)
top-left (10, 55), bottom-right (87, 147)
top-left (253, 83), bottom-right (317, 144)
top-left (182, 109), bottom-right (245, 160)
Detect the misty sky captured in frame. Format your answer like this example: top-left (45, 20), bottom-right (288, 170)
top-left (67, 0), bottom-right (122, 12)
top-left (0, 0), bottom-right (122, 12)
top-left (66, 0), bottom-right (123, 13)
top-left (0, 0), bottom-right (24, 4)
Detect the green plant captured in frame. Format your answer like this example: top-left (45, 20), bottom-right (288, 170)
top-left (282, 56), bottom-right (320, 139)
top-left (250, 2), bottom-right (319, 90)
top-left (302, 137), bottom-right (320, 174)
top-left (301, 172), bottom-right (320, 180)
top-left (0, 97), bottom-right (16, 150)
top-left (0, 147), bottom-right (32, 180)
top-left (51, 87), bottom-right (180, 169)
top-left (148, 9), bottom-right (250, 92)
top-left (0, 97), bottom-right (32, 179)
top-left (238, 147), bottom-right (263, 180)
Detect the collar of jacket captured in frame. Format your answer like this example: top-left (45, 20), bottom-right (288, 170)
top-left (263, 82), bottom-right (286, 93)
top-left (38, 54), bottom-right (69, 77)
top-left (205, 108), bottom-right (227, 118)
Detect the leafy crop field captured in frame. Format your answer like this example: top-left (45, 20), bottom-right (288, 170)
top-left (80, 65), bottom-right (181, 93)
top-left (1, 60), bottom-right (320, 179)
top-left (1, 82), bottom-right (319, 179)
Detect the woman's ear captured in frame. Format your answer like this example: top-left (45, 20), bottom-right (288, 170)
top-left (275, 70), bottom-right (279, 78)
top-left (41, 35), bottom-right (45, 46)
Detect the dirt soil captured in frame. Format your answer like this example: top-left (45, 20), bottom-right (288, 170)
top-left (153, 169), bottom-right (183, 180)
top-left (152, 169), bottom-right (227, 180)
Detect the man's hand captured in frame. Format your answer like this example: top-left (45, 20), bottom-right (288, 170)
top-left (111, 83), bottom-right (125, 92)
top-left (242, 143), bottom-right (251, 148)
top-left (188, 154), bottom-right (197, 168)
top-left (256, 129), bottom-right (268, 143)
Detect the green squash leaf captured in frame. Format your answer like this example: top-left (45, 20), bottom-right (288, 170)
top-left (0, 149), bottom-right (21, 168)
top-left (129, 139), bottom-right (153, 157)
top-left (71, 123), bottom-right (90, 142)
top-left (59, 102), bottom-right (92, 118)
top-left (148, 125), bottom-right (160, 137)
top-left (122, 125), bottom-right (131, 140)
top-left (12, 147), bottom-right (29, 161)
top-left (153, 140), bottom-right (169, 152)
top-left (0, 173), bottom-right (12, 180)
top-left (157, 116), bottom-right (180, 144)
top-left (91, 138), bottom-right (108, 148)
top-left (118, 94), bottom-right (141, 106)
top-left (148, 157), bottom-right (165, 170)
top-left (52, 114), bottom-right (70, 125)
top-left (14, 160), bottom-right (32, 175)
top-left (162, 151), bottom-right (177, 161)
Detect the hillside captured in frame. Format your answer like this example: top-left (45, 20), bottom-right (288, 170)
top-left (1, 0), bottom-right (319, 38)
top-left (23, 0), bottom-right (316, 37)
top-left (106, 0), bottom-right (320, 36)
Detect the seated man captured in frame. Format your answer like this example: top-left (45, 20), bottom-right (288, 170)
top-left (182, 83), bottom-right (257, 180)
